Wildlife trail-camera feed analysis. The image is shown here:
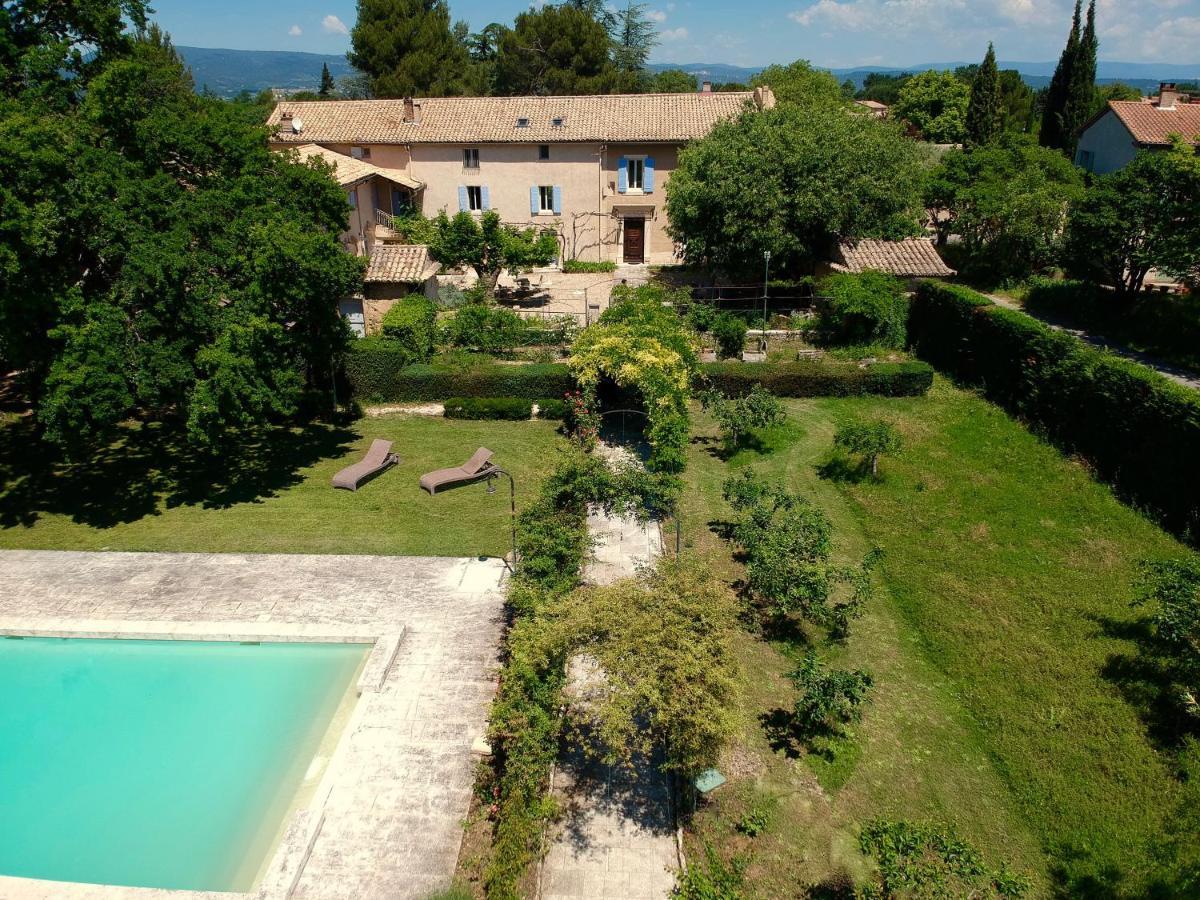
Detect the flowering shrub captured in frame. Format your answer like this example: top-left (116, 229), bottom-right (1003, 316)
top-left (563, 389), bottom-right (600, 450)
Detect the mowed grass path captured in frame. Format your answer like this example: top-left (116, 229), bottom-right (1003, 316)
top-left (679, 379), bottom-right (1190, 897)
top-left (0, 414), bottom-right (564, 558)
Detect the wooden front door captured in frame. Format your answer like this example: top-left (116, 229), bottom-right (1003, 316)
top-left (623, 218), bottom-right (645, 263)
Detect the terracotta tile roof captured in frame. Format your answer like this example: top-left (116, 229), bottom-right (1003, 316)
top-left (833, 238), bottom-right (955, 278)
top-left (1108, 100), bottom-right (1200, 146)
top-left (290, 143), bottom-right (422, 189)
top-left (268, 92), bottom-right (759, 145)
top-left (364, 245), bottom-right (440, 284)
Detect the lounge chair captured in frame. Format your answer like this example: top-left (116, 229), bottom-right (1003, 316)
top-left (419, 447), bottom-right (495, 494)
top-left (332, 439), bottom-right (400, 491)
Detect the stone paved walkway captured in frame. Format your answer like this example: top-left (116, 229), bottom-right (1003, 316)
top-left (538, 442), bottom-right (676, 900)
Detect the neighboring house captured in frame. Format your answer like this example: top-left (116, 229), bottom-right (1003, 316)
top-left (1075, 83), bottom-right (1200, 175)
top-left (268, 88), bottom-right (774, 269)
top-left (854, 99), bottom-right (889, 119)
top-left (820, 237), bottom-right (956, 283)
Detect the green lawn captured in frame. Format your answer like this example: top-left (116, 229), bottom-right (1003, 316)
top-left (677, 379), bottom-right (1191, 898)
top-left (0, 414), bottom-right (565, 557)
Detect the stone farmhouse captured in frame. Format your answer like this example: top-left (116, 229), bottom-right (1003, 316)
top-left (267, 88), bottom-right (775, 275)
top-left (1075, 82), bottom-right (1200, 175)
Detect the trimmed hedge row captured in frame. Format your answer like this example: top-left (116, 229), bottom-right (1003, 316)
top-left (344, 341), bottom-right (574, 401)
top-left (700, 359), bottom-right (934, 398)
top-left (909, 280), bottom-right (1200, 539)
top-left (444, 397), bottom-right (534, 420)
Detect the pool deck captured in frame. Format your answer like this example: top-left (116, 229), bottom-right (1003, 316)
top-left (0, 550), bottom-right (507, 900)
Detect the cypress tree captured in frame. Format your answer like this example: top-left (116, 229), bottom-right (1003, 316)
top-left (318, 63), bottom-right (335, 97)
top-left (1060, 0), bottom-right (1098, 154)
top-left (1040, 0), bottom-right (1081, 151)
top-left (964, 43), bottom-right (1001, 147)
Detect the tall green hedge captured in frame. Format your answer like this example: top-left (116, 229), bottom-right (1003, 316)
top-left (379, 294), bottom-right (437, 359)
top-left (909, 281), bottom-right (1200, 539)
top-left (701, 359), bottom-right (933, 397)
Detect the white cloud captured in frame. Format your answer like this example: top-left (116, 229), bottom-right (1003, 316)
top-left (322, 14), bottom-right (349, 35)
top-left (288, 24), bottom-right (303, 36)
top-left (660, 26), bottom-right (689, 40)
top-left (648, 9), bottom-right (669, 22)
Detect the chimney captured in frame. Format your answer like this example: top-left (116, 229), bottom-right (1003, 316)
top-left (700, 80), bottom-right (712, 94)
top-left (402, 97), bottom-right (421, 124)
top-left (278, 109), bottom-right (293, 132)
top-left (752, 85), bottom-right (776, 111)
top-left (1157, 82), bottom-right (1179, 110)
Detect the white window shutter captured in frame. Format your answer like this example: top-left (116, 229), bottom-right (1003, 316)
top-left (617, 157), bottom-right (627, 193)
top-left (552, 185), bottom-right (562, 214)
top-left (644, 157), bottom-right (655, 193)
top-left (481, 186), bottom-right (491, 210)
top-left (457, 186), bottom-right (468, 212)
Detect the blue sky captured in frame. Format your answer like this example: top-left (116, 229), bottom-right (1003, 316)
top-left (149, 0), bottom-right (1200, 68)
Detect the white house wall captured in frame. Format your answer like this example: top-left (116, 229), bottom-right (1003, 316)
top-left (1075, 110), bottom-right (1139, 174)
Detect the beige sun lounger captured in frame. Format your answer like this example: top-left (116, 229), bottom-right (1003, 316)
top-left (419, 447), bottom-right (495, 494)
top-left (332, 439), bottom-right (400, 491)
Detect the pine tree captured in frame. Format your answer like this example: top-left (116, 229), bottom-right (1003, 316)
top-left (1040, 0), bottom-right (1081, 151)
top-left (348, 0), bottom-right (471, 98)
top-left (1060, 0), bottom-right (1098, 154)
top-left (964, 43), bottom-right (1001, 147)
top-left (612, 2), bottom-right (657, 81)
top-left (318, 63), bottom-right (335, 97)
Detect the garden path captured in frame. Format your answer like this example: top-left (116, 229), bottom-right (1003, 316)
top-left (987, 293), bottom-right (1200, 391)
top-left (538, 440), bottom-right (676, 900)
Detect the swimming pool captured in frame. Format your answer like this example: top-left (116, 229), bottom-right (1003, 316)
top-left (0, 636), bottom-right (368, 892)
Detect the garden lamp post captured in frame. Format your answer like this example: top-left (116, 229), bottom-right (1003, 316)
top-left (762, 250), bottom-right (771, 351)
top-left (485, 468), bottom-right (518, 573)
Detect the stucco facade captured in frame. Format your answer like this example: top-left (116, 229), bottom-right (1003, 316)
top-left (1074, 108), bottom-right (1139, 175)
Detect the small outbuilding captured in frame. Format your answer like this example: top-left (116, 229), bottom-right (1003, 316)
top-left (822, 237), bottom-right (956, 282)
top-left (340, 244), bottom-right (441, 337)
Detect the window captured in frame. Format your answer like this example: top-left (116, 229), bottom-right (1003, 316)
top-left (516, 117), bottom-right (530, 128)
top-left (1077, 149), bottom-right (1095, 173)
top-left (538, 145), bottom-right (550, 160)
top-left (538, 186), bottom-right (555, 213)
top-left (467, 185), bottom-right (483, 211)
top-left (350, 146), bottom-right (371, 160)
top-left (551, 117), bottom-right (565, 128)
top-left (347, 189), bottom-right (358, 209)
top-left (463, 148), bottom-right (479, 169)
top-left (627, 157), bottom-right (645, 191)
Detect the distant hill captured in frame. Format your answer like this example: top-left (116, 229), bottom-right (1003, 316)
top-left (178, 46), bottom-right (353, 97)
top-left (177, 46), bottom-right (1199, 99)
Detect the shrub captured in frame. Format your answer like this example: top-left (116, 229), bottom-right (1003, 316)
top-left (788, 651), bottom-right (873, 741)
top-left (535, 397), bottom-right (568, 419)
top-left (561, 258), bottom-right (617, 273)
top-left (1133, 557), bottom-right (1200, 722)
top-left (445, 303), bottom-right (528, 354)
top-left (699, 384), bottom-right (786, 447)
top-left (833, 420), bottom-right (901, 476)
top-left (687, 302), bottom-right (720, 334)
top-left (675, 843), bottom-right (748, 900)
top-left (443, 397), bottom-right (533, 420)
top-left (711, 313), bottom-right (749, 359)
top-left (859, 820), bottom-right (1032, 898)
top-left (818, 271), bottom-right (908, 348)
top-left (701, 360), bottom-right (933, 398)
top-left (379, 294), bottom-right (437, 360)
top-left (344, 346), bottom-right (574, 401)
top-left (909, 280), bottom-right (1200, 540)
top-left (435, 283), bottom-right (468, 309)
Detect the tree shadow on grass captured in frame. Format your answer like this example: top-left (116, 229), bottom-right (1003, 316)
top-left (0, 417), bottom-right (357, 530)
top-left (815, 453), bottom-right (874, 485)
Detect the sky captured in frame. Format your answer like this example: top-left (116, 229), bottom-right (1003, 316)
top-left (148, 0), bottom-right (1200, 68)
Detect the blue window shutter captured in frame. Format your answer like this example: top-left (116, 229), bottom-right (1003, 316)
top-left (644, 157), bottom-right (655, 194)
top-left (617, 156), bottom-right (628, 193)
top-left (457, 185), bottom-right (468, 212)
top-left (552, 185), bottom-right (562, 214)
top-left (530, 186), bottom-right (539, 215)
top-left (481, 186), bottom-right (491, 210)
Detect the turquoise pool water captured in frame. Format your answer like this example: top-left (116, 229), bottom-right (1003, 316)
top-left (0, 636), bottom-right (367, 891)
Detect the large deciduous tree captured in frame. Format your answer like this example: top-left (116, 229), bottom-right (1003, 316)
top-left (925, 134), bottom-right (1084, 281)
top-left (750, 59), bottom-right (844, 109)
top-left (1062, 145), bottom-right (1200, 297)
top-left (964, 43), bottom-right (1001, 147)
top-left (348, 0), bottom-right (471, 97)
top-left (494, 5), bottom-right (615, 96)
top-left (665, 106), bottom-right (925, 276)
top-left (893, 70), bottom-right (970, 144)
top-left (428, 211), bottom-right (558, 295)
top-left (0, 16), bottom-right (363, 451)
